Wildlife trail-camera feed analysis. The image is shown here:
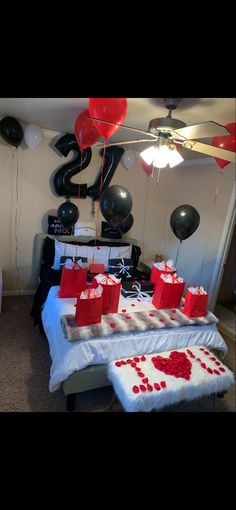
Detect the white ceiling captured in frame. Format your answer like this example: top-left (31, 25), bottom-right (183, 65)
top-left (0, 98), bottom-right (235, 159)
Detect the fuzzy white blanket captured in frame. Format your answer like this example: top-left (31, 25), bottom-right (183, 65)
top-left (108, 346), bottom-right (234, 412)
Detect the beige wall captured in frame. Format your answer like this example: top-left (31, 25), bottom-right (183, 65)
top-left (0, 136), bottom-right (235, 297)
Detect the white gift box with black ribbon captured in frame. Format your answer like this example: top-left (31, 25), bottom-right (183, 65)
top-left (108, 258), bottom-right (134, 279)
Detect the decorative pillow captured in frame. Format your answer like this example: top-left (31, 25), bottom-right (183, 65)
top-left (101, 221), bottom-right (122, 239)
top-left (48, 215), bottom-right (73, 235)
top-left (51, 239), bottom-right (132, 271)
top-left (74, 219), bottom-right (96, 237)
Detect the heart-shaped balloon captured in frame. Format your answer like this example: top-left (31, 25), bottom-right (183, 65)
top-left (212, 122), bottom-right (236, 170)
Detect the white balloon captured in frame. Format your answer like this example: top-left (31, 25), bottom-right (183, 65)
top-left (24, 124), bottom-right (43, 150)
top-left (121, 149), bottom-right (136, 171)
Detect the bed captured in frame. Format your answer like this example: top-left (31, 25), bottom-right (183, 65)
top-left (31, 233), bottom-right (228, 411)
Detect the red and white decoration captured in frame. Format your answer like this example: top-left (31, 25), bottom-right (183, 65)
top-left (108, 346), bottom-right (234, 412)
top-left (184, 286), bottom-right (208, 318)
top-left (150, 259), bottom-right (176, 287)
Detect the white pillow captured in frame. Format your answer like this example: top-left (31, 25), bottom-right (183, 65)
top-left (51, 240), bottom-right (132, 271)
top-left (74, 220), bottom-right (96, 237)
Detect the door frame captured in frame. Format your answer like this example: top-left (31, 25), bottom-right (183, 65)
top-left (208, 180), bottom-right (236, 310)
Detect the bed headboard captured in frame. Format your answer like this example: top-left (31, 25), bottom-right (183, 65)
top-left (31, 233), bottom-right (138, 288)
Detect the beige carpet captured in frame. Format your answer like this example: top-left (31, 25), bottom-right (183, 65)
top-left (0, 296), bottom-right (235, 412)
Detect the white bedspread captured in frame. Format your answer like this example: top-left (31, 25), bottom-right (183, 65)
top-left (42, 286), bottom-right (227, 392)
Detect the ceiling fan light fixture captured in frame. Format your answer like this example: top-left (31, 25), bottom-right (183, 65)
top-left (153, 145), bottom-right (170, 168)
top-left (140, 145), bottom-right (158, 165)
top-left (168, 145), bottom-right (184, 168)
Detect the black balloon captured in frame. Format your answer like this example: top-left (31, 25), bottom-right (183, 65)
top-left (53, 133), bottom-right (91, 198)
top-left (87, 146), bottom-right (124, 201)
top-left (117, 213), bottom-right (134, 234)
top-left (57, 200), bottom-right (79, 227)
top-left (0, 116), bottom-right (23, 147)
top-left (100, 185), bottom-right (133, 227)
top-left (170, 204), bottom-right (200, 241)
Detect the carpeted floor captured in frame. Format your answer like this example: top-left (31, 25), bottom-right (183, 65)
top-left (0, 296), bottom-right (235, 413)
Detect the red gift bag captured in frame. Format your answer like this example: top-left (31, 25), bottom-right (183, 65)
top-left (59, 262), bottom-right (87, 298)
top-left (184, 289), bottom-right (208, 317)
top-left (75, 286), bottom-right (103, 326)
top-left (150, 261), bottom-right (176, 287)
top-left (152, 274), bottom-right (185, 309)
top-left (94, 274), bottom-right (121, 314)
top-left (90, 263), bottom-right (105, 274)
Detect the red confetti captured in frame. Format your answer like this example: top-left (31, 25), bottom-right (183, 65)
top-left (140, 385), bottom-right (146, 392)
top-left (160, 381), bottom-right (166, 389)
top-left (110, 323), bottom-right (116, 329)
top-left (149, 313), bottom-right (155, 317)
top-left (133, 386), bottom-right (139, 394)
top-left (142, 378), bottom-right (148, 384)
top-left (154, 383), bottom-right (161, 391)
top-left (147, 384), bottom-right (153, 392)
top-left (219, 367), bottom-right (225, 372)
top-left (141, 355), bottom-right (146, 361)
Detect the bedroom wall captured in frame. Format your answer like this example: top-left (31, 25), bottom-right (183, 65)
top-left (0, 135), bottom-right (234, 301)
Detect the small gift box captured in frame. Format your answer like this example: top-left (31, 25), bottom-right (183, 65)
top-left (59, 259), bottom-right (88, 298)
top-left (108, 258), bottom-right (134, 279)
top-left (152, 273), bottom-right (185, 309)
top-left (90, 263), bottom-right (105, 274)
top-left (75, 285), bottom-right (103, 326)
top-left (184, 286), bottom-right (208, 317)
top-left (150, 259), bottom-right (176, 287)
top-left (94, 273), bottom-right (121, 314)
top-left (121, 280), bottom-right (154, 301)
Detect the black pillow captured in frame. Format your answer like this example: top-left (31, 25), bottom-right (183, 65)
top-left (101, 221), bottom-right (122, 239)
top-left (48, 215), bottom-right (73, 235)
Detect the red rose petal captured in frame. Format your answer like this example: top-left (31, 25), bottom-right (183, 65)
top-left (135, 367), bottom-right (141, 372)
top-left (134, 357), bottom-right (140, 362)
top-left (170, 317), bottom-right (176, 321)
top-left (160, 381), bottom-right (166, 388)
top-left (201, 363), bottom-right (206, 369)
top-left (215, 361), bottom-right (221, 366)
top-left (141, 355), bottom-right (146, 361)
top-left (154, 383), bottom-right (161, 391)
top-left (149, 313), bottom-right (155, 317)
top-left (126, 316), bottom-right (132, 319)
top-left (219, 367), bottom-right (225, 372)
top-left (171, 309), bottom-right (177, 313)
top-left (137, 299), bottom-right (141, 302)
top-left (147, 384), bottom-right (153, 392)
top-left (214, 370), bottom-right (220, 375)
top-left (140, 385), bottom-right (146, 392)
top-left (138, 372), bottom-right (145, 378)
top-left (207, 367), bottom-right (213, 374)
top-left (126, 359), bottom-right (132, 364)
top-left (142, 378), bottom-right (148, 384)
top-left (115, 361), bottom-right (121, 367)
top-left (131, 363), bottom-right (136, 368)
top-left (121, 309), bottom-right (127, 313)
top-left (159, 318), bottom-right (165, 323)
top-left (210, 357), bottom-right (216, 361)
top-left (133, 386), bottom-right (139, 394)
top-left (131, 304), bottom-right (136, 307)
top-left (110, 322), bottom-right (116, 329)
top-left (196, 358), bottom-right (201, 362)
top-left (200, 348), bottom-right (205, 351)
top-left (204, 351), bottom-right (209, 355)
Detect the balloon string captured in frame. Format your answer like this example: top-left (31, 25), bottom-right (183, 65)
top-left (161, 169), bottom-right (171, 258)
top-left (199, 169), bottom-right (222, 282)
top-left (14, 148), bottom-right (21, 295)
top-left (175, 240), bottom-right (182, 268)
top-left (141, 174), bottom-right (150, 260)
top-left (97, 140), bottom-right (107, 220)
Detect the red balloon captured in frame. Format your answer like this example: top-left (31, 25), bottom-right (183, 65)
top-left (74, 108), bottom-right (100, 149)
top-left (88, 98), bottom-right (127, 140)
top-left (212, 122), bottom-right (236, 170)
top-left (141, 161), bottom-right (154, 176)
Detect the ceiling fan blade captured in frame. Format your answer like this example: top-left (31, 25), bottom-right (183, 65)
top-left (174, 121), bottom-right (230, 140)
top-left (182, 140), bottom-right (236, 163)
top-left (88, 117), bottom-right (157, 139)
top-left (93, 139), bottom-right (157, 149)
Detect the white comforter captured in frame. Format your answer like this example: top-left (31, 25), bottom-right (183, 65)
top-left (42, 286), bottom-right (227, 392)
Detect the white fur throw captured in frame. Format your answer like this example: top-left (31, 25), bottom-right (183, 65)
top-left (108, 346), bottom-right (234, 412)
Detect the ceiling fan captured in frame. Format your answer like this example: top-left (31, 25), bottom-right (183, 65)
top-left (89, 98), bottom-right (235, 168)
